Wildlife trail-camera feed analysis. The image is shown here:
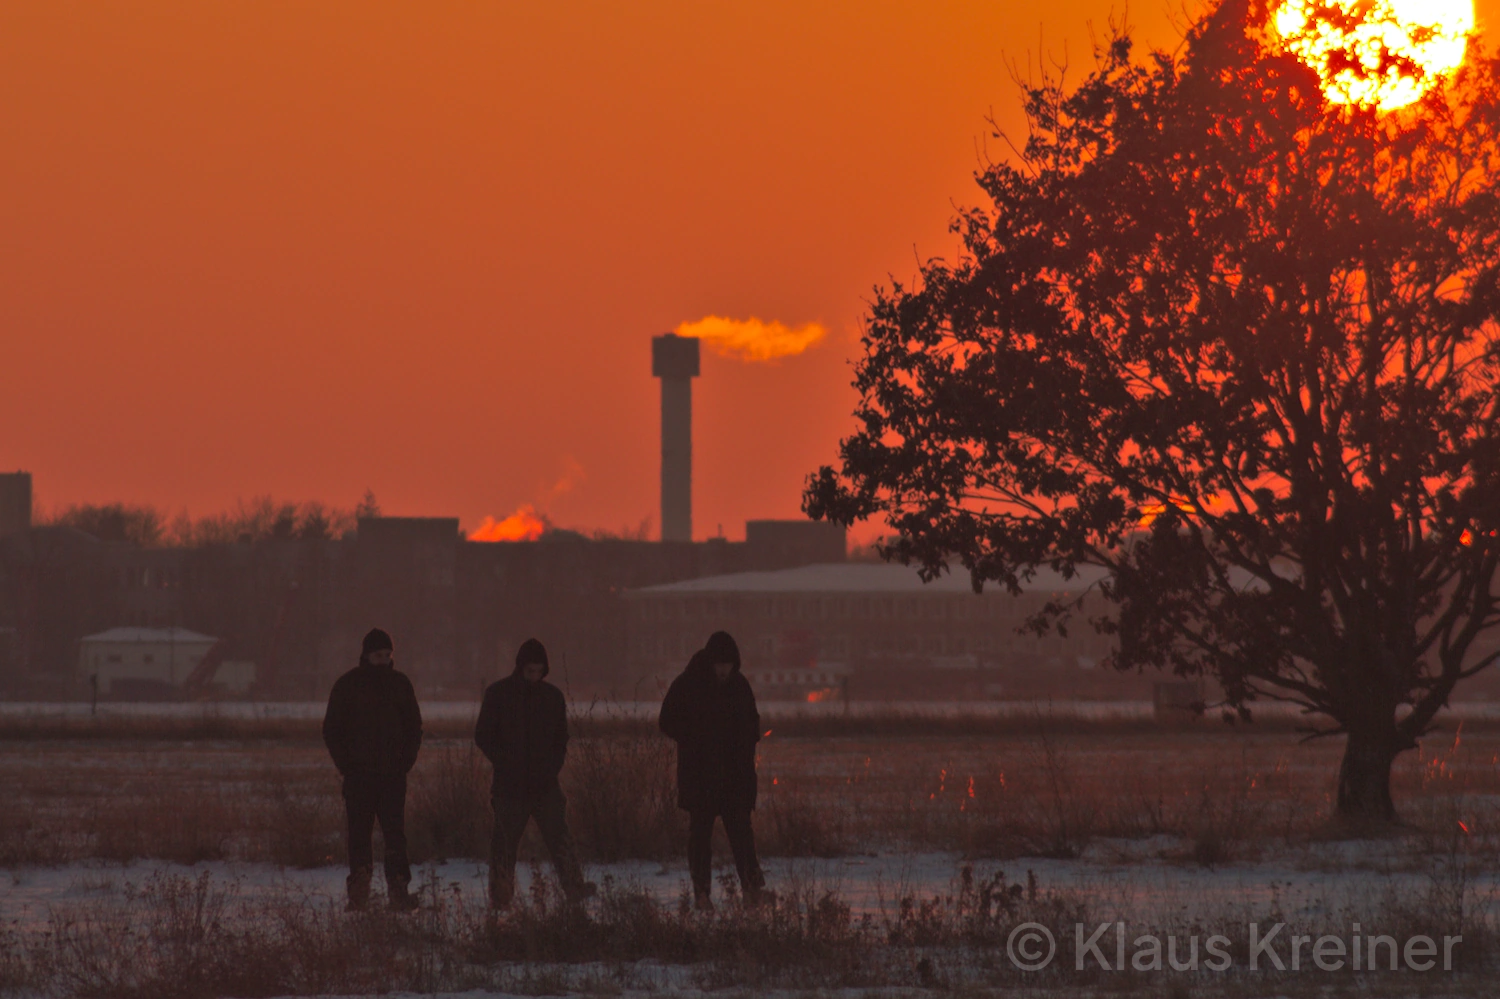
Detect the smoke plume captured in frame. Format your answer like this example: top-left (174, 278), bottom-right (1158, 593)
top-left (469, 504), bottom-right (548, 542)
top-left (674, 315), bottom-right (826, 362)
top-left (469, 458), bottom-right (583, 543)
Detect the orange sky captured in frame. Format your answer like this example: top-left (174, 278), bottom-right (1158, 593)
top-left (3, 2), bottom-right (1495, 540)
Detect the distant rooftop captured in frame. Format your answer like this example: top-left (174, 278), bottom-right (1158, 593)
top-left (631, 561), bottom-right (1111, 595)
top-left (80, 627), bottom-right (218, 644)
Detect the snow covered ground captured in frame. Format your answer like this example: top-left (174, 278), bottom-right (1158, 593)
top-left (7, 841), bottom-right (1497, 934)
top-left (8, 698), bottom-right (1500, 723)
top-left (0, 699), bottom-right (1159, 722)
top-left (7, 844), bottom-right (1497, 997)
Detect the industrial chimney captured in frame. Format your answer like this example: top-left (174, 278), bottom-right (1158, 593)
top-left (652, 334), bottom-right (699, 542)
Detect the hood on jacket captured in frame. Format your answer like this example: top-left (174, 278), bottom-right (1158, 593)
top-left (684, 648), bottom-right (713, 678)
top-left (513, 638), bottom-right (550, 678)
top-left (704, 631), bottom-right (741, 673)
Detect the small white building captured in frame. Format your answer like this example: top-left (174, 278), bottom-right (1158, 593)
top-left (78, 627), bottom-right (219, 694)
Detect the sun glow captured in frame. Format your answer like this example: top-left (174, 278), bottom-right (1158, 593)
top-left (1273, 0), bottom-right (1474, 110)
top-left (1139, 495), bottom-right (1203, 527)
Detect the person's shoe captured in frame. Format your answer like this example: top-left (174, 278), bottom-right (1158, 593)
top-left (743, 885), bottom-right (776, 908)
top-left (345, 866), bottom-right (372, 912)
top-left (693, 891), bottom-right (715, 913)
top-left (389, 880), bottom-right (420, 912)
top-left (489, 877), bottom-right (514, 911)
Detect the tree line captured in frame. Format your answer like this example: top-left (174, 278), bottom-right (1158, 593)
top-left (39, 490), bottom-right (382, 547)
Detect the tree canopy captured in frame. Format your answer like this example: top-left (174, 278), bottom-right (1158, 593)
top-left (47, 495), bottom-right (370, 547)
top-left (805, 0), bottom-right (1500, 820)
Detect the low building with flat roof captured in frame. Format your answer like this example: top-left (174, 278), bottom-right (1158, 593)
top-left (78, 626), bottom-right (218, 695)
top-left (622, 561), bottom-right (1125, 700)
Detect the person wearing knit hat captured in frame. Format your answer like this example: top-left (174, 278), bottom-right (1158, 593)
top-left (659, 630), bottom-right (768, 910)
top-left (322, 628), bottom-right (423, 912)
top-left (474, 637), bottom-right (595, 909)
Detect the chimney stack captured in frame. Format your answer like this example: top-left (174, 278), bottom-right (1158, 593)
top-left (652, 334), bottom-right (699, 542)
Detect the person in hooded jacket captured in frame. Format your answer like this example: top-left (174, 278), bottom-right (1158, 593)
top-left (322, 627), bottom-right (423, 912)
top-left (474, 638), bottom-right (594, 908)
top-left (658, 630), bottom-right (767, 909)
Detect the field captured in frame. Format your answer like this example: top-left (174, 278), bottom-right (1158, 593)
top-left (4, 708), bottom-right (1500, 998)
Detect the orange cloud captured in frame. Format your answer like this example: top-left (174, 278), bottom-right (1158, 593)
top-left (674, 315), bottom-right (826, 362)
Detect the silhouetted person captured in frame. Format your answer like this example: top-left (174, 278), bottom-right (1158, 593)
top-left (322, 628), bottom-right (423, 912)
top-left (659, 630), bottom-right (767, 910)
top-left (474, 638), bottom-right (594, 909)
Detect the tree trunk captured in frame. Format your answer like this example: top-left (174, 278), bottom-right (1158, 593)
top-left (1335, 728), bottom-right (1400, 825)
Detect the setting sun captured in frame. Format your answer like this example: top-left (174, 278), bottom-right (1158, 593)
top-left (1274, 0), bottom-right (1474, 109)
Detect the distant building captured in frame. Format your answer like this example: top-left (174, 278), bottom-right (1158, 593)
top-left (456, 518), bottom-right (848, 696)
top-left (0, 501), bottom-right (849, 698)
top-left (744, 520), bottom-right (846, 568)
top-left (78, 626), bottom-right (218, 695)
top-left (623, 561), bottom-right (1121, 700)
top-left (213, 660), bottom-right (258, 695)
top-left (0, 472), bottom-right (31, 540)
top-left (353, 517), bottom-right (460, 689)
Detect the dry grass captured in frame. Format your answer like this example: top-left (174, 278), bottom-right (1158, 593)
top-left (2, 861), bottom-right (1496, 998)
top-left (7, 717), bottom-right (1500, 996)
top-left (0, 865), bottom-right (1085, 997)
top-left (5, 722), bottom-right (1500, 871)
top-left (0, 705), bottom-right (1348, 743)
top-left (565, 731), bottom-right (682, 861)
top-left (0, 713), bottom-right (327, 742)
top-left (404, 743), bottom-right (492, 862)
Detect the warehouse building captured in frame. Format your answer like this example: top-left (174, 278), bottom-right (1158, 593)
top-left (622, 561), bottom-right (1141, 700)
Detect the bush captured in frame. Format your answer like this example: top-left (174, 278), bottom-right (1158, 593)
top-left (564, 734), bottom-right (682, 861)
top-left (406, 743), bottom-right (491, 862)
top-left (87, 789), bottom-right (235, 865)
top-left (264, 771), bottom-right (343, 868)
top-left (758, 781), bottom-right (853, 857)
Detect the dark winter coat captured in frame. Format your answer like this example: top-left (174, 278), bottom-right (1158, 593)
top-left (473, 667), bottom-right (569, 801)
top-left (658, 650), bottom-right (762, 813)
top-left (322, 659), bottom-right (423, 777)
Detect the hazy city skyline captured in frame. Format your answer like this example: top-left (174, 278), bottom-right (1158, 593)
top-left (1, 1), bottom-right (1224, 540)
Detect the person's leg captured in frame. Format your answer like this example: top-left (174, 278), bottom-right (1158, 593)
top-left (489, 795), bottom-right (530, 908)
top-left (342, 774), bottom-right (377, 910)
top-left (532, 786), bottom-right (592, 900)
top-left (687, 809), bottom-right (716, 905)
top-left (374, 774), bottom-right (413, 908)
top-left (721, 808), bottom-right (766, 897)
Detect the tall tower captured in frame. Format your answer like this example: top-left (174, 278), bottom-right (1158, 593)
top-left (652, 334), bottom-right (699, 542)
